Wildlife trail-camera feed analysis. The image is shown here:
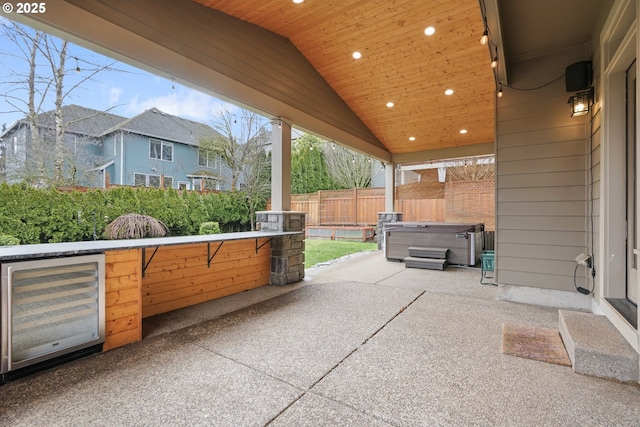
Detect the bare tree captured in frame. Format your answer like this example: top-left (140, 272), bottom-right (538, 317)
top-left (200, 107), bottom-right (271, 229)
top-left (239, 131), bottom-right (271, 230)
top-left (447, 158), bottom-right (495, 181)
top-left (2, 22), bottom-right (47, 180)
top-left (201, 108), bottom-right (267, 191)
top-left (41, 35), bottom-right (68, 181)
top-left (1, 20), bottom-right (119, 186)
top-left (321, 143), bottom-right (378, 188)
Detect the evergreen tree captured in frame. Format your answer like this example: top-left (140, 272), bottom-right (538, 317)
top-left (291, 135), bottom-right (340, 193)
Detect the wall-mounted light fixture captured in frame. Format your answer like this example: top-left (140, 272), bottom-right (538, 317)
top-left (568, 87), bottom-right (593, 117)
top-left (565, 61), bottom-right (593, 117)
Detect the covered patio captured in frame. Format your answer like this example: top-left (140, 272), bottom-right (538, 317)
top-left (1, 252), bottom-right (639, 425)
top-left (2, 0), bottom-right (640, 391)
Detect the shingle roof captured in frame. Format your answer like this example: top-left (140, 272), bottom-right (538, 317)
top-left (108, 107), bottom-right (219, 146)
top-left (34, 105), bottom-right (127, 137)
top-left (3, 105), bottom-right (219, 146)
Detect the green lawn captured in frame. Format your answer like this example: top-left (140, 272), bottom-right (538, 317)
top-left (304, 239), bottom-right (378, 268)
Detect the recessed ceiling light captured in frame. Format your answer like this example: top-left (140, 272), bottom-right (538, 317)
top-left (409, 136), bottom-right (416, 141)
top-left (386, 102), bottom-right (394, 108)
top-left (352, 51), bottom-right (362, 59)
top-left (444, 89), bottom-right (454, 96)
top-left (459, 129), bottom-right (468, 134)
top-left (293, 0), bottom-right (304, 3)
top-left (424, 26), bottom-right (436, 36)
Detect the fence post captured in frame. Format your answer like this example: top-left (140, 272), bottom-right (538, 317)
top-left (353, 188), bottom-right (358, 225)
top-left (318, 190), bottom-right (323, 226)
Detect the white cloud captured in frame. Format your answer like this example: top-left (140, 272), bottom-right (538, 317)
top-left (124, 88), bottom-right (238, 122)
top-left (109, 87), bottom-right (122, 105)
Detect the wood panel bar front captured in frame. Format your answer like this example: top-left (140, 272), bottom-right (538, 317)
top-left (104, 249), bottom-right (142, 351)
top-left (102, 237), bottom-right (273, 350)
top-left (141, 239), bottom-right (271, 318)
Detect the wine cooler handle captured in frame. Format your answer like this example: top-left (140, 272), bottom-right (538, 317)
top-left (5, 266), bottom-right (12, 371)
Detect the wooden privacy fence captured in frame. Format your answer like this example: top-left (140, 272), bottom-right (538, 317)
top-left (445, 180), bottom-right (495, 231)
top-left (284, 188), bottom-right (445, 226)
top-left (274, 180), bottom-right (495, 231)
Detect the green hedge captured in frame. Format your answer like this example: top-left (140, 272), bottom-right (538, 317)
top-left (199, 221), bottom-right (221, 235)
top-left (0, 183), bottom-right (262, 244)
top-left (0, 234), bottom-right (20, 246)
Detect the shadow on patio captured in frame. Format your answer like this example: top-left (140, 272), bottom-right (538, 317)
top-left (1, 250), bottom-right (638, 426)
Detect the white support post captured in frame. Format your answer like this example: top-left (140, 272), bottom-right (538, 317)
top-left (270, 118), bottom-right (292, 211)
top-left (385, 162), bottom-right (395, 212)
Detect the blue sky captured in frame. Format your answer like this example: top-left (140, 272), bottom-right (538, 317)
top-left (0, 17), bottom-right (241, 130)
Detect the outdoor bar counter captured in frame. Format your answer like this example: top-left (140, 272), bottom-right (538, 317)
top-left (0, 230), bottom-right (301, 355)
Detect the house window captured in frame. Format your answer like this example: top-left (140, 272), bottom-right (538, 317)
top-left (134, 173), bottom-right (147, 187)
top-left (150, 139), bottom-right (173, 161)
top-left (178, 181), bottom-right (189, 190)
top-left (192, 176), bottom-right (219, 191)
top-left (163, 176), bottom-right (173, 189)
top-left (149, 174), bottom-right (160, 188)
top-left (198, 150), bottom-right (217, 168)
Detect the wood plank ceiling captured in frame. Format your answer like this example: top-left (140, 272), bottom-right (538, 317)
top-left (194, 0), bottom-right (495, 156)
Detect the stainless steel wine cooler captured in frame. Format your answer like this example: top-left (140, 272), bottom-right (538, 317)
top-left (1, 254), bottom-right (105, 375)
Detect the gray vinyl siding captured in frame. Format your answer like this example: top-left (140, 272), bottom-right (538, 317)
top-left (119, 134), bottom-right (196, 188)
top-left (102, 132), bottom-right (231, 190)
top-left (103, 135), bottom-right (115, 160)
top-left (589, 44), bottom-right (602, 302)
top-left (105, 163), bottom-right (116, 186)
top-left (496, 47), bottom-right (590, 292)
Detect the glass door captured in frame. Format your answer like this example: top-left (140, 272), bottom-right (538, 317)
top-left (1, 254), bottom-right (105, 373)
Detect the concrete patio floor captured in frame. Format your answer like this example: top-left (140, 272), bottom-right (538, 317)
top-left (1, 250), bottom-right (639, 426)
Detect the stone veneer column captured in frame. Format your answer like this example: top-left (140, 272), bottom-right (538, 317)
top-left (256, 211), bottom-right (305, 285)
top-left (377, 212), bottom-right (403, 250)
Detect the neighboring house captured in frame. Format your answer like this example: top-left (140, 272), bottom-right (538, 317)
top-left (0, 105), bottom-right (126, 186)
top-left (0, 105), bottom-right (231, 190)
top-left (99, 107), bottom-right (230, 191)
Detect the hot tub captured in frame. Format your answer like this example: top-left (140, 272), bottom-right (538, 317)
top-left (384, 222), bottom-right (484, 266)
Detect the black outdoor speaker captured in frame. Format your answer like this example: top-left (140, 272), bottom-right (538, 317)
top-left (566, 61), bottom-right (592, 92)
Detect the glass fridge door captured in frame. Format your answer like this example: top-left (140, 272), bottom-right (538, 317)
top-left (2, 254), bottom-right (105, 373)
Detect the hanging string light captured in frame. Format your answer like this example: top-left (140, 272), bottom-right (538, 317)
top-left (480, 30), bottom-right (488, 46)
top-left (479, 0), bottom-right (504, 97)
top-left (480, 14), bottom-right (489, 45)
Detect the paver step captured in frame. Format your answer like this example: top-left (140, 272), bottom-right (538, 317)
top-left (404, 256), bottom-right (447, 270)
top-left (408, 247), bottom-right (448, 259)
top-left (559, 309), bottom-right (639, 383)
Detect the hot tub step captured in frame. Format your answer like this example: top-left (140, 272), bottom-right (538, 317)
top-left (408, 247), bottom-right (448, 259)
top-left (404, 256), bottom-right (447, 270)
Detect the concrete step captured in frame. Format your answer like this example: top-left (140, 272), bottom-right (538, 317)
top-left (404, 256), bottom-right (447, 270)
top-left (408, 247), bottom-right (448, 259)
top-left (558, 309), bottom-right (639, 384)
